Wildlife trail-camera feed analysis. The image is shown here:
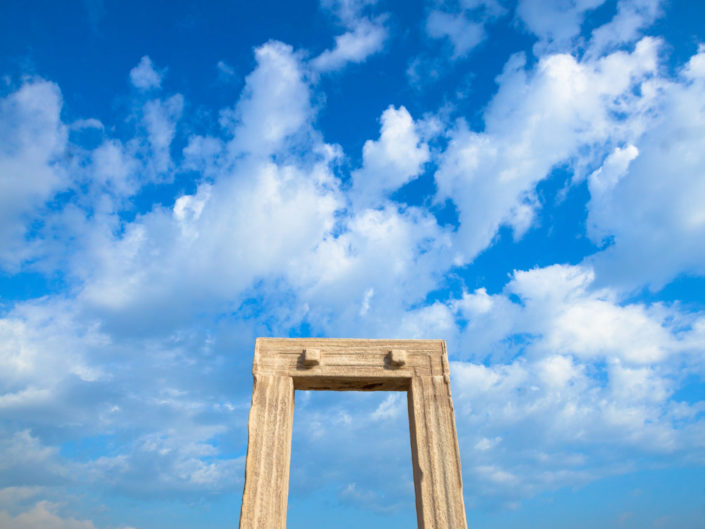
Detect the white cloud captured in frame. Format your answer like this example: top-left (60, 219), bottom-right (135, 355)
top-left (313, 0), bottom-right (387, 72)
top-left (370, 393), bottom-right (404, 421)
top-left (445, 264), bottom-right (705, 505)
top-left (56, 93), bottom-right (184, 213)
top-left (56, 46), bottom-right (450, 343)
top-left (428, 16), bottom-right (702, 290)
top-left (434, 37), bottom-right (660, 263)
top-left (425, 0), bottom-right (506, 58)
top-left (351, 105), bottom-right (429, 208)
top-left (79, 430), bottom-right (244, 496)
top-left (454, 264), bottom-right (705, 365)
top-left (141, 94), bottom-right (183, 175)
top-left (89, 139), bottom-right (137, 196)
top-left (451, 350), bottom-right (705, 503)
top-left (286, 204), bottom-right (452, 338)
top-left (514, 0), bottom-right (663, 56)
top-left (426, 10), bottom-right (487, 58)
top-left (224, 41), bottom-right (313, 156)
top-left (0, 72), bottom-right (191, 279)
top-left (312, 17), bottom-right (387, 72)
top-left (510, 265), bottom-right (692, 364)
top-left (589, 0), bottom-right (664, 56)
top-left (0, 486), bottom-right (43, 510)
top-left (76, 157), bottom-right (340, 331)
top-left (0, 430), bottom-right (66, 488)
top-left (0, 501), bottom-right (99, 529)
top-left (129, 56), bottom-right (162, 90)
top-left (0, 80), bottom-right (68, 269)
top-left (516, 0), bottom-right (606, 51)
top-left (587, 144), bottom-right (639, 195)
top-left (182, 135), bottom-right (224, 176)
top-left (48, 41), bottom-right (336, 336)
top-left (0, 300), bottom-right (105, 395)
top-left (0, 294), bottom-right (252, 500)
top-left (587, 44), bottom-right (705, 289)
top-left (319, 0), bottom-right (377, 22)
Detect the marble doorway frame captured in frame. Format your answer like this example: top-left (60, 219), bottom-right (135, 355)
top-left (238, 338), bottom-right (469, 529)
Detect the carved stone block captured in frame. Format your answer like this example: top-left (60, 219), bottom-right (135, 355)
top-left (388, 348), bottom-right (407, 367)
top-left (302, 348), bottom-right (320, 367)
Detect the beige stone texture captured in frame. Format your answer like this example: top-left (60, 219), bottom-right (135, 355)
top-left (238, 338), bottom-right (468, 529)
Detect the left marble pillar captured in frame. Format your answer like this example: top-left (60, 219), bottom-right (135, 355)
top-left (238, 375), bottom-right (295, 529)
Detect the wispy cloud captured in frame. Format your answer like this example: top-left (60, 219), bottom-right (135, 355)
top-left (312, 0), bottom-right (388, 72)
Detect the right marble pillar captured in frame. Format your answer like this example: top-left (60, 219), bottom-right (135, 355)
top-left (408, 374), bottom-right (468, 529)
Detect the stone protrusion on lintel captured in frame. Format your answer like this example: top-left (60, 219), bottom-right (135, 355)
top-left (388, 349), bottom-right (407, 368)
top-left (302, 348), bottom-right (321, 367)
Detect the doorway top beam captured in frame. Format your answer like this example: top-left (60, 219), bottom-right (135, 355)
top-left (254, 338), bottom-right (450, 391)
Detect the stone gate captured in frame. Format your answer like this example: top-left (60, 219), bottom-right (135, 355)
top-left (238, 338), bottom-right (468, 529)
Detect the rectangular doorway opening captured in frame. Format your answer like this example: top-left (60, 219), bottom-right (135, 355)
top-left (286, 390), bottom-right (417, 529)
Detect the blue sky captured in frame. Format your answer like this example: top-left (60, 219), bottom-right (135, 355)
top-left (1, 0), bottom-right (705, 528)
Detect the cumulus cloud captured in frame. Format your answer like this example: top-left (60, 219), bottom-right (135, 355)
top-left (0, 501), bottom-right (102, 529)
top-left (426, 0), bottom-right (506, 58)
top-left (79, 430), bottom-right (244, 497)
top-left (20, 41), bottom-right (326, 336)
top-left (589, 0), bottom-right (664, 56)
top-left (287, 204), bottom-right (452, 338)
top-left (0, 80), bottom-right (68, 269)
top-left (427, 10), bottom-right (487, 58)
top-left (129, 56), bottom-right (162, 90)
top-left (224, 41), bottom-right (313, 156)
top-left (319, 0), bottom-right (378, 24)
top-left (351, 105), bottom-right (429, 208)
top-left (444, 264), bottom-right (705, 504)
top-left (312, 17), bottom-right (387, 72)
top-left (313, 0), bottom-right (388, 72)
top-left (0, 430), bottom-right (66, 488)
top-left (0, 294), bottom-right (251, 501)
top-left (57, 41), bottom-right (449, 343)
top-left (428, 10), bottom-right (703, 291)
top-left (514, 0), bottom-right (663, 55)
top-left (0, 299), bottom-right (105, 407)
top-left (78, 159), bottom-right (340, 331)
top-left (456, 264), bottom-right (705, 364)
top-left (587, 44), bottom-right (705, 289)
top-left (89, 139), bottom-right (137, 196)
top-left (83, 91), bottom-right (184, 202)
top-left (434, 36), bottom-right (660, 262)
top-left (515, 0), bottom-right (606, 51)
